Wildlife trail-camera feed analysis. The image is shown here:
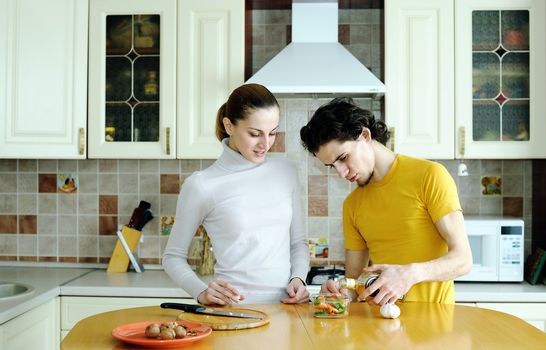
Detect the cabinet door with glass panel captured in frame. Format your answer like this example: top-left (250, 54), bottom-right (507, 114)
top-left (88, 0), bottom-right (176, 159)
top-left (455, 0), bottom-right (546, 159)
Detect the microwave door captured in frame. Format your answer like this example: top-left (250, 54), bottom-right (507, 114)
top-left (458, 224), bottom-right (499, 281)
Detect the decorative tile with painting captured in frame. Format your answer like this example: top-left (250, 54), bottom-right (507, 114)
top-left (161, 215), bottom-right (175, 235)
top-left (309, 237), bottom-right (329, 259)
top-left (481, 176), bottom-right (501, 195)
top-left (58, 173), bottom-right (78, 193)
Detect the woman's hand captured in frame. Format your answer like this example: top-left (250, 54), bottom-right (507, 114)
top-left (321, 280), bottom-right (355, 301)
top-left (197, 279), bottom-right (245, 306)
top-left (281, 277), bottom-right (309, 304)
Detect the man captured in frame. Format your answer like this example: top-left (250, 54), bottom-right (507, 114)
top-left (300, 98), bottom-right (472, 305)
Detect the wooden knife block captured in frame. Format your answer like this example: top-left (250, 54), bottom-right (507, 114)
top-left (107, 226), bottom-right (142, 272)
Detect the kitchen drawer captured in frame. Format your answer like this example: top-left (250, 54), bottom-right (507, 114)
top-left (60, 296), bottom-right (195, 338)
top-left (476, 302), bottom-right (546, 332)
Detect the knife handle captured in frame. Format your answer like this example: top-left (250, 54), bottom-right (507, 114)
top-left (160, 302), bottom-right (201, 313)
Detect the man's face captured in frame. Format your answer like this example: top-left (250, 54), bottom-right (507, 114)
top-left (315, 129), bottom-right (375, 187)
top-left (225, 106), bottom-right (280, 164)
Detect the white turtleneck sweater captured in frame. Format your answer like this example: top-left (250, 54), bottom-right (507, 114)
top-left (162, 139), bottom-right (309, 304)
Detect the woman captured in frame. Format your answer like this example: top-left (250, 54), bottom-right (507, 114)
top-left (162, 83), bottom-right (309, 305)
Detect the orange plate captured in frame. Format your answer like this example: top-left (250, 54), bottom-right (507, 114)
top-left (112, 320), bottom-right (212, 348)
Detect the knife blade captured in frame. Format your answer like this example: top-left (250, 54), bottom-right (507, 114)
top-left (160, 302), bottom-right (264, 319)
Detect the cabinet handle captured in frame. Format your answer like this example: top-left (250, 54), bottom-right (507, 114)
top-left (79, 128), bottom-right (85, 155)
top-left (166, 127), bottom-right (171, 155)
top-left (389, 127), bottom-right (395, 152)
top-left (459, 126), bottom-right (466, 158)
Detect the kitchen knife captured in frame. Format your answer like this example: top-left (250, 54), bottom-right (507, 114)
top-left (160, 302), bottom-right (264, 319)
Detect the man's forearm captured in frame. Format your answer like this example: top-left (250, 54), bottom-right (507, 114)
top-left (409, 248), bottom-right (472, 284)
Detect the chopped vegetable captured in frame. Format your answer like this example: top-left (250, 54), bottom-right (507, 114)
top-left (311, 294), bottom-right (350, 318)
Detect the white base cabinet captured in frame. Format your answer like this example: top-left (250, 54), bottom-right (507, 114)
top-left (0, 298), bottom-right (60, 350)
top-left (476, 302), bottom-right (546, 332)
top-left (60, 296), bottom-right (195, 340)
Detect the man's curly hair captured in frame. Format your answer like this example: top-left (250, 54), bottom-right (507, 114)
top-left (300, 97), bottom-right (390, 154)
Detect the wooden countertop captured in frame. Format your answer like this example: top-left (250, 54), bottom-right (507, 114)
top-left (61, 303), bottom-right (546, 350)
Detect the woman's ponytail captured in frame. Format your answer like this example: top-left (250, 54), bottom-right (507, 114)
top-left (215, 103), bottom-right (229, 142)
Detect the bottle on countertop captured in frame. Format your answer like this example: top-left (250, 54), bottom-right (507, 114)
top-left (338, 273), bottom-right (380, 297)
top-left (338, 273), bottom-right (405, 301)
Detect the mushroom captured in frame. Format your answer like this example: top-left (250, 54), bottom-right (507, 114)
top-left (380, 303), bottom-right (401, 319)
top-left (174, 325), bottom-right (187, 338)
top-left (159, 328), bottom-right (176, 340)
top-left (144, 323), bottom-right (161, 338)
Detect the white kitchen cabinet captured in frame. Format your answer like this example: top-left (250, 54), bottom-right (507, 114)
top-left (60, 296), bottom-right (195, 339)
top-left (88, 0), bottom-right (243, 159)
top-left (476, 302), bottom-right (546, 332)
top-left (0, 0), bottom-right (88, 159)
top-left (386, 0), bottom-right (546, 159)
top-left (455, 0), bottom-right (546, 159)
top-left (177, 0), bottom-right (244, 159)
top-left (385, 0), bottom-right (455, 159)
top-left (88, 0), bottom-right (177, 159)
top-left (0, 298), bottom-right (60, 350)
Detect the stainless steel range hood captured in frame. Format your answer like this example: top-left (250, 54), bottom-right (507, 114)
top-left (246, 0), bottom-right (385, 96)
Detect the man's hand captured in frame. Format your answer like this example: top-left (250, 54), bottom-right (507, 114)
top-left (281, 278), bottom-right (309, 304)
top-left (197, 279), bottom-right (245, 306)
top-left (359, 264), bottom-right (414, 305)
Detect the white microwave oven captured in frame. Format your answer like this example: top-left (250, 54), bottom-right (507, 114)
top-left (456, 216), bottom-right (524, 282)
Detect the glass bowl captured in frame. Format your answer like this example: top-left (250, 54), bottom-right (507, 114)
top-left (310, 293), bottom-right (351, 318)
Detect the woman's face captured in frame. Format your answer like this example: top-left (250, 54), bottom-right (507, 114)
top-left (224, 106), bottom-right (280, 163)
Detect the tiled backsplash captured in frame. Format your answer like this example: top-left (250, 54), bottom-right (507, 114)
top-left (0, 97), bottom-right (534, 266)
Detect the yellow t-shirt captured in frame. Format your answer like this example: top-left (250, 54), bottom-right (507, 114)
top-left (343, 155), bottom-right (462, 303)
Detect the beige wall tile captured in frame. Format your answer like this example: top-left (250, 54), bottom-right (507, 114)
top-left (78, 235), bottom-right (98, 259)
top-left (119, 160), bottom-right (138, 172)
top-left (18, 173), bottom-right (37, 193)
top-left (38, 160), bottom-right (57, 172)
top-left (78, 216), bottom-right (98, 236)
top-left (99, 174), bottom-right (118, 194)
top-left (99, 236), bottom-right (117, 258)
top-left (119, 174), bottom-right (138, 193)
top-left (0, 194), bottom-right (17, 213)
top-left (79, 194), bottom-right (98, 214)
top-left (59, 194), bottom-right (77, 214)
top-left (18, 160), bottom-right (37, 172)
top-left (140, 160), bottom-right (159, 173)
top-left (79, 173), bottom-right (98, 193)
top-left (18, 235), bottom-right (37, 256)
top-left (39, 194), bottom-right (57, 214)
top-left (78, 159), bottom-right (98, 173)
top-left (18, 194), bottom-right (37, 215)
top-left (38, 235), bottom-right (57, 256)
top-left (59, 236), bottom-right (77, 257)
top-left (160, 160), bottom-right (179, 174)
top-left (38, 215), bottom-right (57, 235)
top-left (59, 160), bottom-right (77, 172)
top-left (0, 174), bottom-right (17, 193)
top-left (99, 159), bottom-right (118, 173)
top-left (59, 215), bottom-right (77, 236)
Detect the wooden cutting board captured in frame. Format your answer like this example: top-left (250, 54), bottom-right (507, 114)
top-left (176, 308), bottom-right (269, 330)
